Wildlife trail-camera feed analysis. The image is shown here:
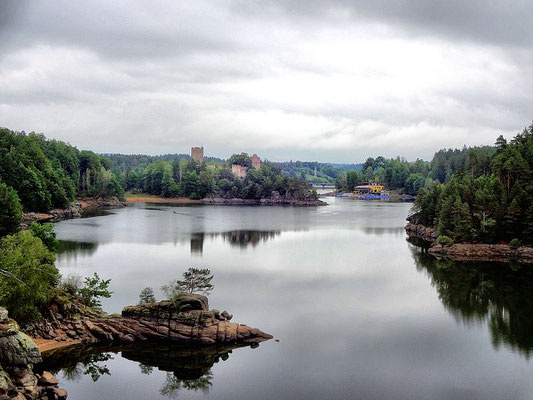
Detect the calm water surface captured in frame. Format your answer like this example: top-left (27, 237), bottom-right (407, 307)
top-left (41, 198), bottom-right (533, 399)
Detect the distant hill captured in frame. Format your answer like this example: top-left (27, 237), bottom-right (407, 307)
top-left (327, 163), bottom-right (364, 172)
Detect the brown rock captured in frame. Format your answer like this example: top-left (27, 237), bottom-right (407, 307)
top-left (39, 371), bottom-right (58, 386)
top-left (54, 387), bottom-right (68, 400)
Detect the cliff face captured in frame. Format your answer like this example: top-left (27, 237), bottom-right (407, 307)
top-left (0, 308), bottom-right (66, 400)
top-left (27, 294), bottom-right (272, 348)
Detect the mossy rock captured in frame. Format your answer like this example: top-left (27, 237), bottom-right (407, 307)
top-left (0, 331), bottom-right (41, 366)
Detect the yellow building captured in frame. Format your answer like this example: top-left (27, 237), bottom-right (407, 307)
top-left (353, 184), bottom-right (384, 194)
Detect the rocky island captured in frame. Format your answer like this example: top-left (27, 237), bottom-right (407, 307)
top-left (26, 294), bottom-right (272, 350)
top-left (2, 294), bottom-right (272, 400)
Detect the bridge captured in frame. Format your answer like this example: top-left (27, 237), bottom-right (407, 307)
top-left (310, 182), bottom-right (336, 189)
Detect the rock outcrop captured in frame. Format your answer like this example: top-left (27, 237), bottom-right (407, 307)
top-left (0, 308), bottom-right (67, 400)
top-left (404, 223), bottom-right (438, 243)
top-left (405, 221), bottom-right (533, 262)
top-left (27, 294), bottom-right (272, 349)
top-left (428, 243), bottom-right (533, 262)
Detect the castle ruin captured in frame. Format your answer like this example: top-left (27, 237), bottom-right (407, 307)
top-left (252, 154), bottom-right (261, 169)
top-left (191, 146), bottom-right (204, 163)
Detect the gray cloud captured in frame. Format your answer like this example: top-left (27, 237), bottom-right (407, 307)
top-left (237, 0), bottom-right (533, 48)
top-left (0, 0), bottom-right (531, 162)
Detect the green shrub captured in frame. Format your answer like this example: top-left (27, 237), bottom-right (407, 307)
top-left (79, 273), bottom-right (113, 309)
top-left (0, 231), bottom-right (59, 322)
top-left (509, 238), bottom-right (522, 249)
top-left (437, 235), bottom-right (454, 246)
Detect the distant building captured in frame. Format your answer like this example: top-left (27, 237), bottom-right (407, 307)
top-left (353, 184), bottom-right (385, 194)
top-left (252, 154), bottom-right (261, 169)
top-left (191, 146), bottom-right (204, 163)
top-left (232, 164), bottom-right (248, 179)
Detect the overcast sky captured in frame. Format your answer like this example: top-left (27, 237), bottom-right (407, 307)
top-left (1, 0), bottom-right (532, 162)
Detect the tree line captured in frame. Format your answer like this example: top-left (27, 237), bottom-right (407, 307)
top-left (335, 146), bottom-right (496, 195)
top-left (412, 123), bottom-right (533, 245)
top-left (0, 128), bottom-right (124, 213)
top-left (118, 153), bottom-right (317, 201)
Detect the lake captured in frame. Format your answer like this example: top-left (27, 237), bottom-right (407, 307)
top-left (40, 198), bottom-right (533, 400)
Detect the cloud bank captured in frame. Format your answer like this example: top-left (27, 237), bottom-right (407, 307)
top-left (0, 0), bottom-right (531, 162)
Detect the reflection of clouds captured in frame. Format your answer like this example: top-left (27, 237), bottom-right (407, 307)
top-left (409, 243), bottom-right (533, 358)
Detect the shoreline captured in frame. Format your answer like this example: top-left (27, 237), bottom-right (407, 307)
top-left (405, 222), bottom-right (533, 263)
top-left (201, 196), bottom-right (327, 206)
top-left (22, 197), bottom-right (127, 227)
top-left (127, 193), bottom-right (327, 206)
top-left (33, 337), bottom-right (82, 354)
top-left (126, 195), bottom-right (201, 204)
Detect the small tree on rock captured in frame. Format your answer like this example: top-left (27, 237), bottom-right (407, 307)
top-left (139, 287), bottom-right (156, 305)
top-left (162, 268), bottom-right (214, 300)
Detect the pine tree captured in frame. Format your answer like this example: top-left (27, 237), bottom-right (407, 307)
top-left (138, 287), bottom-right (156, 305)
top-left (175, 268), bottom-right (214, 295)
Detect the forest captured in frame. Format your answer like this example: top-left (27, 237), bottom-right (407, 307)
top-left (335, 146), bottom-right (496, 195)
top-left (412, 124), bottom-right (533, 245)
top-left (0, 128), bottom-right (124, 213)
top-left (118, 153), bottom-right (316, 201)
top-left (105, 153), bottom-right (354, 185)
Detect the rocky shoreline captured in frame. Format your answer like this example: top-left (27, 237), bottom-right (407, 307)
top-left (2, 295), bottom-right (272, 399)
top-left (405, 222), bottom-right (533, 262)
top-left (26, 294), bottom-right (272, 350)
top-left (21, 197), bottom-right (127, 228)
top-left (0, 308), bottom-right (67, 400)
top-left (202, 191), bottom-right (327, 206)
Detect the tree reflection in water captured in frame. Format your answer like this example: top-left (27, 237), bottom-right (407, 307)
top-left (159, 370), bottom-right (213, 398)
top-left (190, 230), bottom-right (281, 255)
top-left (409, 243), bottom-right (533, 358)
top-left (37, 350), bottom-right (112, 382)
top-left (38, 342), bottom-right (257, 398)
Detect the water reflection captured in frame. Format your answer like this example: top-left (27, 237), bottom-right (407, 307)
top-left (190, 231), bottom-right (281, 255)
top-left (57, 240), bottom-right (99, 262)
top-left (410, 244), bottom-right (533, 358)
top-left (39, 342), bottom-right (258, 398)
top-left (214, 230), bottom-right (280, 248)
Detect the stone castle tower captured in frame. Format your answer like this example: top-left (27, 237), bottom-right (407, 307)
top-left (191, 146), bottom-right (204, 163)
top-left (252, 154), bottom-right (261, 169)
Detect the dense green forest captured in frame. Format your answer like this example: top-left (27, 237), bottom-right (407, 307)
top-left (412, 124), bottom-right (533, 245)
top-left (0, 128), bottom-right (124, 213)
top-left (335, 146), bottom-right (496, 195)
